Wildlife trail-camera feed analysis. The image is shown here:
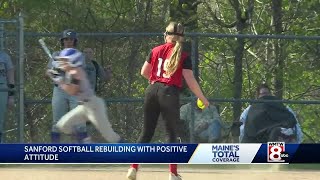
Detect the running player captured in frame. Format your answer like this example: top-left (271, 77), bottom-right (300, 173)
top-left (127, 22), bottom-right (209, 180)
top-left (46, 29), bottom-right (89, 143)
top-left (46, 48), bottom-right (123, 143)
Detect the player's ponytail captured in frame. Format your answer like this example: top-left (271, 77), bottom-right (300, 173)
top-left (165, 22), bottom-right (184, 76)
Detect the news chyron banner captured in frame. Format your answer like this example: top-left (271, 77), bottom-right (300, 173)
top-left (0, 143), bottom-right (319, 164)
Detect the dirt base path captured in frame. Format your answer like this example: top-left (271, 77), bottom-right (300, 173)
top-left (0, 167), bottom-right (319, 180)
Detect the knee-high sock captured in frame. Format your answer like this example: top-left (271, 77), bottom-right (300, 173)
top-left (130, 164), bottom-right (139, 170)
top-left (169, 164), bottom-right (177, 175)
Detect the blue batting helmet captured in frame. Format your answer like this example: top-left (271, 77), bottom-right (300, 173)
top-left (54, 48), bottom-right (84, 67)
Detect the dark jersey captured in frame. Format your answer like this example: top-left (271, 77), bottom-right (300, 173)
top-left (146, 43), bottom-right (192, 88)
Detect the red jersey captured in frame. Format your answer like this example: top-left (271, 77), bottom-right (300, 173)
top-left (147, 43), bottom-right (192, 88)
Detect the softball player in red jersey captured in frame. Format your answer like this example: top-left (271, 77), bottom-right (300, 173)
top-left (127, 22), bottom-right (209, 180)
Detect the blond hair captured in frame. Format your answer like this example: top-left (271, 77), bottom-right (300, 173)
top-left (165, 22), bottom-right (184, 76)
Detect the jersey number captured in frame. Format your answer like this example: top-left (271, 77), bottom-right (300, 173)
top-left (156, 58), bottom-right (170, 78)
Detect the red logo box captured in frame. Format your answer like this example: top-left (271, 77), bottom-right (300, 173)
top-left (267, 142), bottom-right (286, 162)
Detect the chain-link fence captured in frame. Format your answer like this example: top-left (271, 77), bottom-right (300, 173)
top-left (1, 15), bottom-right (320, 144)
top-left (0, 14), bottom-right (24, 143)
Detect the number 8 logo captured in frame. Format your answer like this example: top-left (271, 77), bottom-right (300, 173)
top-left (269, 146), bottom-right (282, 161)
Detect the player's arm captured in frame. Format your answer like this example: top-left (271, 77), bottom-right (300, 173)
top-left (6, 53), bottom-right (15, 106)
top-left (59, 69), bottom-right (81, 95)
top-left (7, 66), bottom-right (14, 85)
top-left (45, 58), bottom-right (53, 78)
top-left (97, 64), bottom-right (112, 82)
top-left (103, 65), bottom-right (112, 82)
top-left (3, 53), bottom-right (14, 85)
top-left (183, 71), bottom-right (206, 103)
top-left (7, 67), bottom-right (14, 93)
top-left (140, 51), bottom-right (152, 79)
top-left (45, 52), bottom-right (59, 78)
top-left (182, 56), bottom-right (209, 108)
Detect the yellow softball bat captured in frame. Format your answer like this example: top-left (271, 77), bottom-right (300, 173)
top-left (197, 98), bottom-right (206, 110)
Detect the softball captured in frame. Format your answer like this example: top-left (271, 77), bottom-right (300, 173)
top-left (197, 98), bottom-right (206, 110)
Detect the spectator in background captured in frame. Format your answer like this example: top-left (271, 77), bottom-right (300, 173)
top-left (180, 98), bottom-right (223, 143)
top-left (0, 50), bottom-right (14, 143)
top-left (83, 47), bottom-right (112, 93)
top-left (240, 83), bottom-right (303, 143)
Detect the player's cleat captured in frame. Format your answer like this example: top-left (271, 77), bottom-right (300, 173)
top-left (126, 167), bottom-right (137, 180)
top-left (169, 173), bottom-right (182, 180)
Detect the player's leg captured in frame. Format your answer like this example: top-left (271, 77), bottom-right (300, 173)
top-left (69, 95), bottom-right (89, 143)
top-left (51, 86), bottom-right (68, 143)
top-left (127, 84), bottom-right (161, 180)
top-left (137, 84), bottom-right (161, 143)
top-left (55, 105), bottom-right (86, 135)
top-left (158, 85), bottom-right (181, 179)
top-left (86, 96), bottom-right (121, 143)
top-left (0, 84), bottom-right (8, 143)
top-left (158, 85), bottom-right (179, 143)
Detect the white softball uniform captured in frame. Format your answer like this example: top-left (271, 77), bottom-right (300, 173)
top-left (55, 68), bottom-right (121, 143)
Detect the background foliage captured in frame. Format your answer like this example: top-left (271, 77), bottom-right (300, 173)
top-left (1, 0), bottom-right (319, 143)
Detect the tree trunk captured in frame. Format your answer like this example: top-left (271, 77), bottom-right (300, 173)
top-left (272, 0), bottom-right (284, 99)
top-left (230, 0), bottom-right (254, 142)
top-left (170, 0), bottom-right (199, 142)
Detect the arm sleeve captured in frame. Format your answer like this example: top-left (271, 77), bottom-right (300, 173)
top-left (97, 64), bottom-right (106, 79)
top-left (4, 53), bottom-right (13, 70)
top-left (47, 59), bottom-right (53, 69)
top-left (47, 51), bottom-right (59, 69)
top-left (182, 56), bottom-right (192, 70)
top-left (80, 54), bottom-right (86, 68)
top-left (146, 51), bottom-right (152, 63)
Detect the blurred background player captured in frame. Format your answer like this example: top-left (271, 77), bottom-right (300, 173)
top-left (83, 47), bottom-right (112, 93)
top-left (83, 47), bottom-right (112, 141)
top-left (46, 48), bottom-right (123, 143)
top-left (127, 22), bottom-right (209, 180)
top-left (0, 50), bottom-right (14, 143)
top-left (46, 29), bottom-right (88, 143)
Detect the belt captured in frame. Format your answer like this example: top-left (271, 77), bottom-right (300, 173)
top-left (151, 81), bottom-right (167, 85)
top-left (150, 81), bottom-right (179, 89)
